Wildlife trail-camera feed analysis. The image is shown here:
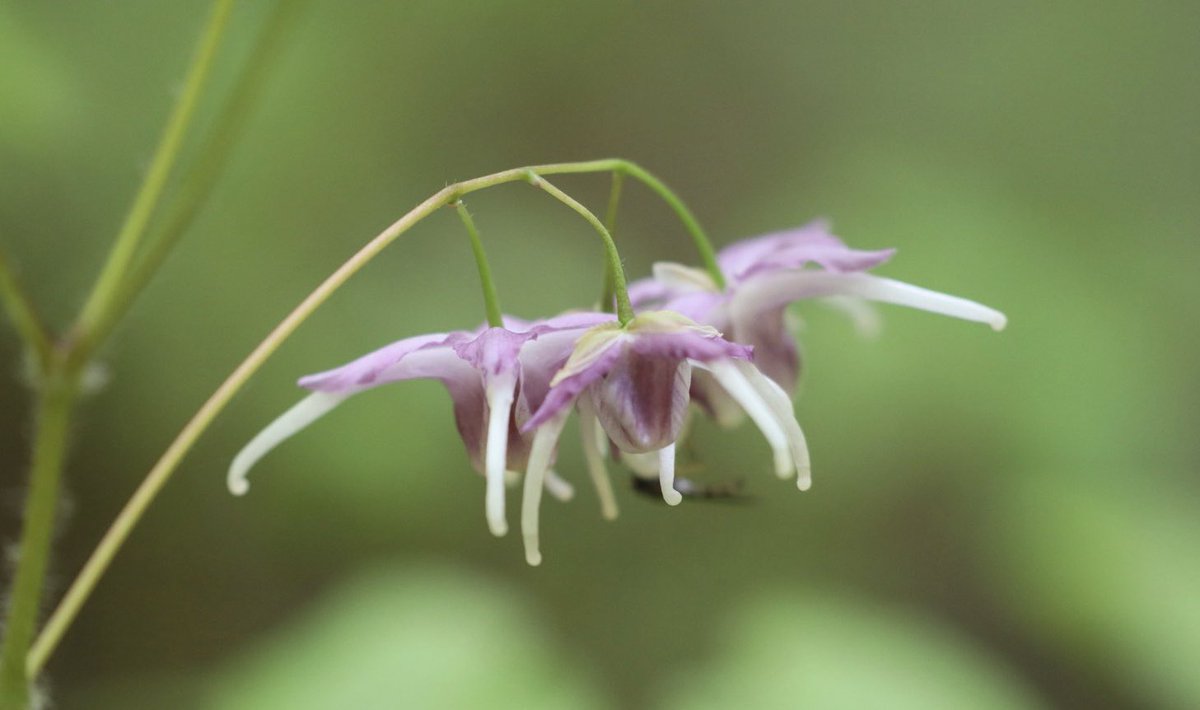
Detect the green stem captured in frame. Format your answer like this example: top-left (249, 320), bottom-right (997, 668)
top-left (599, 171), bottom-right (624, 312)
top-left (70, 0), bottom-right (237, 359)
top-left (0, 250), bottom-right (52, 373)
top-left (26, 158), bottom-right (682, 673)
top-left (524, 172), bottom-right (634, 324)
top-left (0, 369), bottom-right (77, 708)
top-left (91, 0), bottom-right (304, 352)
top-left (614, 160), bottom-right (725, 289)
top-left (453, 201), bottom-right (504, 328)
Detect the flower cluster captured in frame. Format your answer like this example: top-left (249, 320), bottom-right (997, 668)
top-left (229, 221), bottom-right (1004, 565)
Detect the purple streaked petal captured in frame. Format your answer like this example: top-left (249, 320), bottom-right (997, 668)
top-left (298, 332), bottom-right (453, 393)
top-left (717, 220), bottom-right (837, 279)
top-left (718, 221), bottom-right (895, 282)
top-left (452, 327), bottom-right (532, 382)
top-left (587, 354), bottom-right (692, 453)
top-left (732, 304), bottom-right (802, 395)
top-left (627, 330), bottom-right (751, 363)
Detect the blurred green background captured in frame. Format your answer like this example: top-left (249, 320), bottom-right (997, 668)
top-left (2, 1), bottom-right (1197, 708)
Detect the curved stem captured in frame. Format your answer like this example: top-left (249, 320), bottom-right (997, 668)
top-left (26, 158), bottom-right (650, 674)
top-left (599, 171), bottom-right (624, 312)
top-left (0, 249), bottom-right (52, 372)
top-left (525, 172), bottom-right (634, 324)
top-left (70, 0), bottom-right (237, 359)
top-left (454, 201), bottom-right (504, 328)
top-left (0, 369), bottom-right (77, 706)
top-left (615, 160), bottom-right (725, 289)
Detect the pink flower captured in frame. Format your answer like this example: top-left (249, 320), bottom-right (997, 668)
top-left (227, 312), bottom-right (613, 538)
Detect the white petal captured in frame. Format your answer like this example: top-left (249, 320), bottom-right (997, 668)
top-left (658, 444), bottom-right (682, 506)
top-left (736, 361), bottom-right (812, 490)
top-left (227, 392), bottom-right (348, 496)
top-left (734, 271), bottom-right (1007, 332)
top-left (651, 261), bottom-right (719, 293)
top-left (521, 410), bottom-right (570, 566)
top-left (578, 398), bottom-right (618, 520)
top-left (484, 375), bottom-right (517, 537)
top-left (544, 470), bottom-right (575, 501)
top-left (700, 359), bottom-right (794, 478)
top-left (822, 296), bottom-right (882, 339)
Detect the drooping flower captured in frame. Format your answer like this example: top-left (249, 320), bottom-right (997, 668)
top-left (631, 220), bottom-right (1007, 398)
top-left (227, 312), bottom-right (614, 538)
top-left (517, 310), bottom-right (811, 565)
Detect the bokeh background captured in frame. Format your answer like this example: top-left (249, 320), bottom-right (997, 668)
top-left (2, 1), bottom-right (1198, 708)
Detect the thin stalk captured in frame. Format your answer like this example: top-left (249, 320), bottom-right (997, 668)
top-left (0, 370), bottom-right (77, 708)
top-left (524, 172), bottom-right (634, 324)
top-left (0, 250), bottom-right (52, 372)
top-left (71, 0), bottom-right (237, 356)
top-left (599, 171), bottom-right (624, 312)
top-left (615, 160), bottom-right (725, 289)
top-left (28, 159), bottom-right (640, 673)
top-left (453, 201), bottom-right (504, 328)
top-left (95, 0), bottom-right (305, 350)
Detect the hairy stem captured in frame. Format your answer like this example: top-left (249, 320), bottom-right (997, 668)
top-left (70, 0), bottom-right (237, 358)
top-left (0, 370), bottom-right (77, 707)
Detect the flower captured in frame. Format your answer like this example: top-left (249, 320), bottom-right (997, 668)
top-left (631, 220), bottom-right (1007, 398)
top-left (227, 312), bottom-right (614, 538)
top-left (517, 310), bottom-right (811, 565)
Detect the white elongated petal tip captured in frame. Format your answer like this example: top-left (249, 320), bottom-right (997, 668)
top-left (525, 544), bottom-right (542, 567)
top-left (488, 518), bottom-right (508, 537)
top-left (658, 445), bottom-right (682, 506)
top-left (990, 313), bottom-right (1008, 332)
top-left (797, 472), bottom-right (812, 491)
top-left (226, 392), bottom-right (346, 497)
top-left (544, 470), bottom-right (576, 501)
top-left (228, 472), bottom-right (250, 497)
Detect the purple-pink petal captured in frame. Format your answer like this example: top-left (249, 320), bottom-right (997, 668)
top-left (522, 339), bottom-right (624, 432)
top-left (587, 353), bottom-right (691, 453)
top-left (298, 332), bottom-right (452, 393)
top-left (451, 327), bottom-right (533, 381)
top-left (717, 220), bottom-right (895, 283)
top-left (628, 330), bottom-right (751, 363)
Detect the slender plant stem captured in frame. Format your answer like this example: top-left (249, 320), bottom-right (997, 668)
top-left (26, 158), bottom-right (701, 673)
top-left (615, 161), bottom-right (724, 288)
top-left (0, 251), bottom-right (52, 372)
top-left (524, 172), bottom-right (634, 324)
top-left (599, 171), bottom-right (624, 312)
top-left (70, 0), bottom-right (237, 359)
top-left (96, 0), bottom-right (304, 349)
top-left (454, 201), bottom-right (504, 328)
top-left (0, 370), bottom-right (77, 708)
